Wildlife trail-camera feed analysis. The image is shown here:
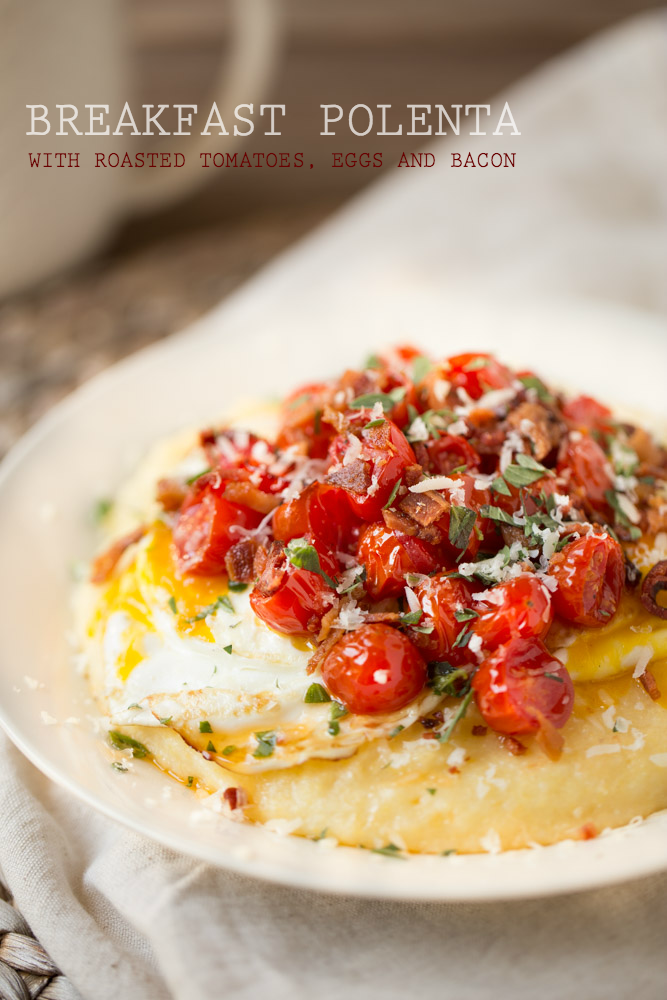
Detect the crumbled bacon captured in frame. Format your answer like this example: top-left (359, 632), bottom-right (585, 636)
top-left (317, 602), bottom-right (341, 642)
top-left (307, 629), bottom-right (344, 674)
top-left (90, 526), bottom-right (146, 584)
top-left (506, 401), bottom-right (563, 461)
top-left (321, 405), bottom-right (348, 434)
top-left (382, 508), bottom-right (418, 536)
top-left (577, 822), bottom-right (598, 841)
top-left (363, 611), bottom-right (402, 624)
top-left (471, 725), bottom-right (488, 737)
top-left (327, 459), bottom-right (371, 494)
top-left (225, 539), bottom-right (258, 583)
top-left (223, 787), bottom-right (248, 811)
top-left (404, 464), bottom-right (424, 487)
top-left (497, 734), bottom-right (526, 755)
top-left (223, 481), bottom-right (280, 514)
top-left (253, 541), bottom-right (286, 597)
top-left (640, 668), bottom-right (662, 701)
top-left (399, 490), bottom-right (449, 527)
top-left (156, 477), bottom-right (188, 512)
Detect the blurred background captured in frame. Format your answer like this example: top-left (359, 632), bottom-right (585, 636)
top-left (0, 0), bottom-right (662, 458)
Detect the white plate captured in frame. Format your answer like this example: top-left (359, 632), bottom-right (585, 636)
top-left (1, 285), bottom-right (666, 901)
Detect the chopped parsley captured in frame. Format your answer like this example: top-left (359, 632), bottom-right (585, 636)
top-left (426, 787), bottom-right (437, 795)
top-left (370, 843), bottom-right (405, 859)
top-left (93, 498), bottom-right (113, 523)
top-left (364, 353), bottom-right (382, 370)
top-left (518, 374), bottom-right (552, 402)
top-left (428, 663), bottom-right (470, 697)
top-left (108, 731), bottom-right (149, 758)
top-left (328, 702), bottom-right (348, 736)
top-left (364, 418), bottom-right (386, 429)
top-left (479, 504), bottom-right (516, 525)
top-left (206, 741), bottom-right (216, 753)
top-left (543, 672), bottom-right (564, 683)
top-left (412, 355), bottom-right (432, 382)
top-left (350, 387), bottom-right (406, 411)
top-left (158, 717), bottom-right (173, 726)
top-left (253, 731), bottom-right (277, 758)
top-left (223, 644), bottom-right (233, 655)
top-left (187, 595), bottom-right (234, 622)
top-left (304, 682), bottom-right (331, 703)
top-left (185, 467), bottom-right (212, 485)
top-left (448, 505), bottom-right (477, 551)
top-left (338, 567), bottom-right (366, 594)
top-left (454, 607), bottom-right (479, 622)
top-left (389, 725), bottom-right (405, 739)
top-left (199, 721), bottom-right (213, 733)
top-left (399, 609), bottom-right (423, 626)
top-left (438, 688), bottom-right (474, 744)
top-left (503, 454), bottom-right (550, 488)
top-left (167, 596), bottom-right (178, 615)
top-left (490, 476), bottom-right (512, 497)
top-left (222, 745), bottom-right (236, 756)
top-left (382, 480), bottom-right (402, 510)
top-left (285, 537), bottom-right (338, 589)
top-left (228, 580), bottom-right (248, 593)
top-left (452, 628), bottom-right (472, 649)
top-left (111, 762), bottom-right (128, 773)
top-left (186, 776), bottom-right (194, 788)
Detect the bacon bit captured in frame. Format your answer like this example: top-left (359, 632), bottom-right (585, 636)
top-left (500, 524), bottom-right (525, 548)
top-left (506, 401), bottom-right (563, 461)
top-left (420, 711), bottom-right (444, 729)
top-left (307, 629), bottom-right (344, 675)
top-left (225, 539), bottom-right (258, 583)
top-left (382, 508), bottom-right (418, 536)
top-left (253, 541), bottom-right (286, 597)
top-left (497, 734), bottom-right (526, 756)
top-left (321, 405), bottom-right (348, 434)
top-left (223, 481), bottom-right (280, 515)
top-left (363, 611), bottom-right (402, 624)
top-left (646, 495), bottom-right (667, 535)
top-left (404, 464), bottom-right (424, 488)
top-left (338, 368), bottom-right (376, 399)
top-left (317, 602), bottom-right (341, 643)
top-left (627, 426), bottom-right (666, 467)
top-left (155, 477), bottom-right (188, 511)
top-left (471, 725), bottom-right (488, 737)
top-left (223, 787), bottom-right (248, 811)
top-left (399, 490), bottom-right (449, 527)
top-left (640, 560), bottom-right (667, 621)
top-left (639, 668), bottom-right (662, 701)
top-left (90, 526), bottom-right (146, 584)
top-left (577, 822), bottom-right (598, 841)
top-left (327, 459), bottom-right (371, 494)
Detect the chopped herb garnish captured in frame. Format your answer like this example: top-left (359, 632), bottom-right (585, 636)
top-left (328, 702), bottom-right (348, 736)
top-left (399, 609), bottom-right (423, 626)
top-left (364, 353), bottom-right (382, 370)
top-left (108, 731), bottom-right (149, 758)
top-left (253, 731), bottom-right (277, 758)
top-left (491, 476), bottom-right (512, 496)
top-left (438, 688), bottom-right (474, 744)
top-left (350, 387), bottom-right (406, 411)
top-left (206, 741), bottom-right (216, 753)
top-left (111, 762), bottom-right (128, 773)
top-left (370, 843), bottom-right (405, 859)
top-left (222, 745), bottom-right (236, 756)
top-left (338, 567), bottom-right (366, 594)
top-left (503, 455), bottom-right (549, 488)
top-left (428, 663), bottom-right (470, 697)
top-left (426, 787), bottom-right (437, 795)
top-left (441, 849), bottom-right (457, 856)
top-left (479, 504), bottom-right (516, 525)
top-left (448, 505), bottom-right (477, 551)
top-left (382, 479), bottom-right (401, 510)
top-left (363, 418), bottom-right (386, 429)
top-left (555, 533), bottom-right (576, 552)
top-left (304, 682), bottom-right (331, 703)
top-left (158, 716), bottom-right (172, 726)
top-left (186, 776), bottom-right (194, 788)
top-left (288, 392), bottom-right (310, 410)
top-left (199, 720), bottom-right (213, 733)
top-left (463, 356), bottom-right (490, 371)
top-left (543, 672), bottom-right (564, 683)
top-left (412, 355), bottom-right (432, 382)
top-left (285, 537), bottom-right (338, 589)
top-left (228, 580), bottom-right (248, 592)
top-left (450, 464), bottom-right (467, 475)
top-left (452, 628), bottom-right (472, 649)
top-left (313, 828), bottom-right (329, 841)
top-left (93, 498), bottom-right (113, 523)
top-left (518, 374), bottom-right (552, 402)
top-left (187, 594), bottom-right (234, 622)
top-left (454, 607), bottom-right (479, 622)
top-left (223, 644), bottom-right (233, 655)
top-left (389, 725), bottom-right (405, 738)
top-left (167, 596), bottom-right (178, 615)
top-left (185, 467), bottom-right (212, 485)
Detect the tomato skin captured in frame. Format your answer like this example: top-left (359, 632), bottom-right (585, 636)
top-left (407, 574), bottom-right (474, 663)
top-left (445, 352), bottom-right (513, 401)
top-left (472, 574), bottom-right (553, 650)
top-left (276, 381), bottom-right (334, 459)
top-left (321, 623), bottom-right (427, 715)
top-left (472, 637), bottom-right (574, 735)
top-left (358, 522), bottom-right (440, 600)
top-left (273, 482), bottom-right (360, 552)
top-left (249, 544), bottom-right (338, 637)
top-left (549, 533), bottom-right (624, 627)
top-left (423, 435), bottom-right (481, 476)
top-left (557, 434), bottom-right (613, 513)
top-left (173, 485), bottom-right (262, 575)
top-left (328, 419), bottom-right (416, 521)
top-left (562, 395), bottom-right (613, 434)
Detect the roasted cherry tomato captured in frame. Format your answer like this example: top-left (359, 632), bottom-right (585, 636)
top-left (472, 637), bottom-right (574, 735)
top-left (357, 522), bottom-right (440, 600)
top-left (321, 623), bottom-right (427, 715)
top-left (445, 352), bottom-right (513, 402)
top-left (407, 574), bottom-right (475, 663)
top-left (328, 419), bottom-right (416, 521)
top-left (249, 540), bottom-right (338, 637)
top-left (548, 533), bottom-right (624, 627)
top-left (201, 429), bottom-right (282, 495)
top-left (423, 435), bottom-right (482, 476)
top-left (557, 434), bottom-right (613, 514)
top-left (275, 381), bottom-right (334, 459)
top-left (472, 574), bottom-right (553, 650)
top-left (273, 482), bottom-right (360, 553)
top-left (562, 395), bottom-right (614, 435)
top-left (173, 483), bottom-right (262, 575)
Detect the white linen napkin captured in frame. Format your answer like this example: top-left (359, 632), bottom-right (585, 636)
top-left (1, 12), bottom-right (666, 999)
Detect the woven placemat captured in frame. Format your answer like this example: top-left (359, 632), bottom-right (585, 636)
top-left (0, 880), bottom-right (79, 1000)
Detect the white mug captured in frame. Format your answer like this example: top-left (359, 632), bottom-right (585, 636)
top-left (0, 0), bottom-right (281, 298)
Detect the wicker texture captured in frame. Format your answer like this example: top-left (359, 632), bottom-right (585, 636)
top-left (0, 882), bottom-right (79, 1000)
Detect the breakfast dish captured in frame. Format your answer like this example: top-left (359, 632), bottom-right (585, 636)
top-left (75, 347), bottom-right (667, 854)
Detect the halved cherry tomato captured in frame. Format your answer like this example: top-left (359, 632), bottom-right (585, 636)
top-left (249, 541), bottom-right (338, 637)
top-left (276, 381), bottom-right (334, 459)
top-left (358, 522), bottom-right (440, 600)
top-left (321, 623), bottom-right (427, 715)
top-left (472, 574), bottom-right (553, 650)
top-left (407, 574), bottom-right (474, 663)
top-left (557, 434), bottom-right (613, 514)
top-left (273, 482), bottom-right (360, 553)
top-left (562, 395), bottom-right (614, 435)
top-left (202, 429), bottom-right (282, 495)
top-left (445, 352), bottom-right (513, 402)
top-left (472, 636), bottom-right (574, 735)
top-left (423, 435), bottom-right (481, 476)
top-left (328, 419), bottom-right (416, 521)
top-left (173, 483), bottom-right (262, 575)
top-left (549, 533), bottom-right (624, 627)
